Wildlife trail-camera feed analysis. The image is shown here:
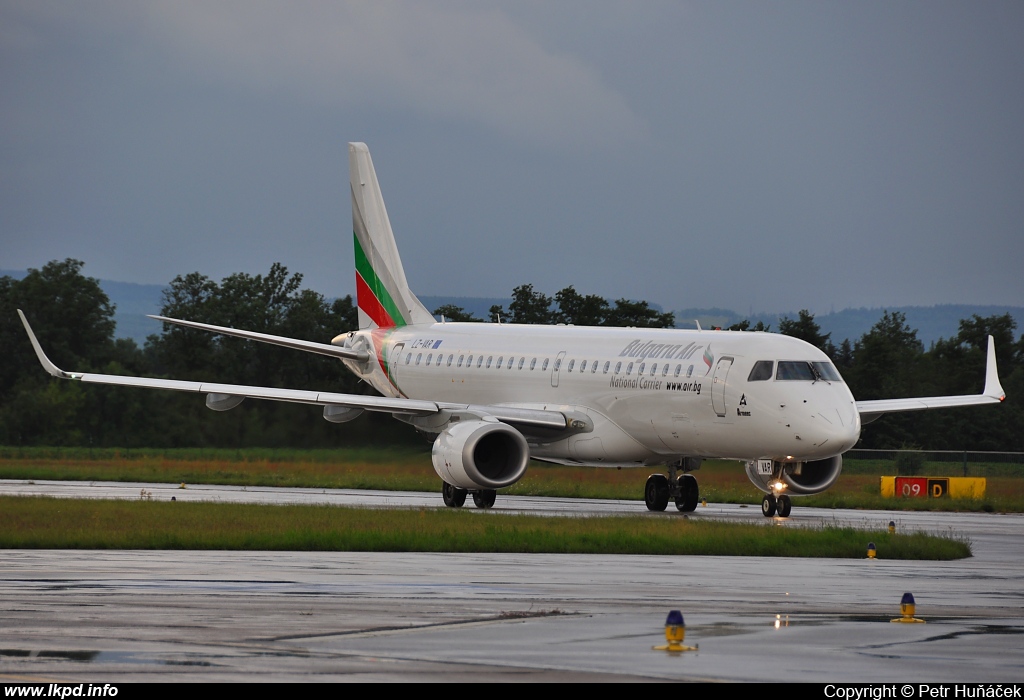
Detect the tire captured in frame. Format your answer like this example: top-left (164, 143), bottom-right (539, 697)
top-left (674, 474), bottom-right (699, 512)
top-left (761, 493), bottom-right (777, 517)
top-left (776, 494), bottom-right (792, 518)
top-left (472, 489), bottom-right (497, 509)
top-left (645, 474), bottom-right (670, 512)
top-left (442, 482), bottom-right (467, 508)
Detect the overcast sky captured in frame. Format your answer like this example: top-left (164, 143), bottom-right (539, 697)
top-left (2, 1), bottom-right (1022, 315)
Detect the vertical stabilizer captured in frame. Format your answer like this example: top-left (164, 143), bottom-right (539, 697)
top-left (350, 142), bottom-right (435, 329)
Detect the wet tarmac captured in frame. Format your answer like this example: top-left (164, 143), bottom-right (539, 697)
top-left (1, 479), bottom-right (1022, 682)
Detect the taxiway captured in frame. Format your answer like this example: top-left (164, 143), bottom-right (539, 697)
top-left (1, 480), bottom-right (1022, 682)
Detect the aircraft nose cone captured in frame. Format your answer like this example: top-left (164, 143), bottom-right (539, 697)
top-left (802, 403), bottom-right (860, 455)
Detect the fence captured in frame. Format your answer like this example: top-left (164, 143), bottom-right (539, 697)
top-left (843, 449), bottom-right (1024, 477)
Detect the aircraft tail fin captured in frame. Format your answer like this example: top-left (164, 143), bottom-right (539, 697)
top-left (349, 142), bottom-right (434, 330)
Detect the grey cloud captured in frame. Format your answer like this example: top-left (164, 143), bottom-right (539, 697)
top-left (141, 1), bottom-right (645, 146)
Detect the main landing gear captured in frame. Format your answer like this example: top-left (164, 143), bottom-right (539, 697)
top-left (761, 493), bottom-right (792, 518)
top-left (442, 482), bottom-right (496, 509)
top-left (645, 460), bottom-right (700, 513)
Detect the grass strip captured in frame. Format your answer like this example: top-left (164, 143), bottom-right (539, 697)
top-left (2, 452), bottom-right (1022, 513)
top-left (0, 496), bottom-right (970, 559)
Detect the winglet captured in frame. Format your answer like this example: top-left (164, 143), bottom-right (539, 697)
top-left (17, 310), bottom-right (74, 379)
top-left (984, 335), bottom-right (1005, 401)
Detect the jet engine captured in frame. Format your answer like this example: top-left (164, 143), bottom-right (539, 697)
top-left (431, 420), bottom-right (530, 490)
top-left (744, 455), bottom-right (843, 495)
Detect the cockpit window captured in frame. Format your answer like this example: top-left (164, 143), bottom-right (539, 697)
top-left (776, 361), bottom-right (815, 381)
top-left (748, 361), bottom-right (774, 381)
top-left (812, 361), bottom-right (843, 382)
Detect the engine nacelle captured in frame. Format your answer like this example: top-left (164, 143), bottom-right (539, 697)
top-left (431, 420), bottom-right (529, 490)
top-left (744, 455), bottom-right (843, 496)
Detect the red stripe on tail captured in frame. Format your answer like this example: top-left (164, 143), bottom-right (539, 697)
top-left (356, 273), bottom-right (396, 328)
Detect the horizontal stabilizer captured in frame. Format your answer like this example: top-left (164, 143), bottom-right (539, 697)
top-left (148, 315), bottom-right (369, 362)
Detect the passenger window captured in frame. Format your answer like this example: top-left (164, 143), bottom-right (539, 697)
top-left (626, 362), bottom-right (634, 375)
top-left (447, 354), bottom-right (453, 367)
top-left (592, 361), bottom-right (598, 373)
top-left (416, 353), bottom-right (422, 365)
top-left (467, 355), bottom-right (474, 367)
top-left (405, 354), bottom-right (412, 365)
top-left (437, 355), bottom-right (443, 366)
top-left (477, 356), bottom-right (484, 368)
top-left (674, 364), bottom-right (681, 377)
top-left (497, 356), bottom-right (503, 368)
top-left (650, 363), bottom-right (657, 377)
top-left (747, 360), bottom-right (774, 381)
top-left (615, 362), bottom-right (622, 374)
top-left (487, 356), bottom-right (493, 369)
top-left (567, 359), bottom-right (575, 372)
top-left (518, 357), bottom-right (525, 370)
top-left (458, 355), bottom-right (465, 367)
top-left (686, 365), bottom-right (694, 378)
top-left (508, 357), bottom-right (514, 369)
top-left (603, 361), bottom-right (610, 374)
top-left (542, 358), bottom-right (549, 371)
top-left (554, 358), bottom-right (562, 372)
top-left (426, 353), bottom-right (432, 365)
top-left (637, 362), bottom-right (645, 375)
top-left (580, 360), bottom-right (587, 372)
top-left (776, 361), bottom-right (815, 381)
top-left (530, 358), bottom-right (536, 370)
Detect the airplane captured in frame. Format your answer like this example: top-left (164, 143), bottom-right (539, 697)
top-left (18, 142), bottom-right (1007, 517)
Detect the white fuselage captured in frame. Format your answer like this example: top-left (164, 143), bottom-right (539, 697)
top-left (344, 323), bottom-right (861, 467)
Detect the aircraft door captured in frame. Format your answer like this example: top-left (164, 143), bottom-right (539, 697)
top-left (389, 342), bottom-right (405, 383)
top-left (551, 350), bottom-right (566, 387)
top-left (711, 357), bottom-right (734, 417)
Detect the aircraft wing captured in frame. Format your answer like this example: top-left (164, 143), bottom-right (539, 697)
top-left (18, 310), bottom-right (573, 431)
top-left (855, 335), bottom-right (1005, 422)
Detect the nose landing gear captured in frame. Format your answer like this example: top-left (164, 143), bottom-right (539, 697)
top-left (761, 493), bottom-right (792, 518)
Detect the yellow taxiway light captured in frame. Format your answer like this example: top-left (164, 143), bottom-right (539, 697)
top-left (891, 592), bottom-right (925, 623)
top-left (653, 610), bottom-right (698, 652)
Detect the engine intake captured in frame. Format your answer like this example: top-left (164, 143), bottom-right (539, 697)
top-left (431, 420), bottom-right (529, 490)
top-left (744, 455), bottom-right (843, 495)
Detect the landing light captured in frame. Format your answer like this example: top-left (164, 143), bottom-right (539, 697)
top-left (771, 481), bottom-right (787, 493)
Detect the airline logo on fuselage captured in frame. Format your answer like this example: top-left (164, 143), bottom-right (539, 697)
top-left (619, 340), bottom-right (704, 361)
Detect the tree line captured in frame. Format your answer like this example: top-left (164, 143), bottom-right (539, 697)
top-left (2, 260), bottom-right (1021, 451)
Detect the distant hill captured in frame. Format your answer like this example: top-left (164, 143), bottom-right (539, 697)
top-left (3, 270), bottom-right (167, 346)
top-left (5, 270), bottom-right (1020, 347)
top-left (673, 305), bottom-right (1024, 346)
top-left (419, 296), bottom-right (509, 322)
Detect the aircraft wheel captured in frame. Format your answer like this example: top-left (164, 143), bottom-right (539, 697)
top-left (674, 474), bottom-right (699, 512)
top-left (442, 482), bottom-right (467, 508)
top-left (472, 489), bottom-right (497, 509)
top-left (645, 474), bottom-right (670, 512)
top-left (761, 493), bottom-right (777, 517)
top-left (776, 494), bottom-right (792, 518)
